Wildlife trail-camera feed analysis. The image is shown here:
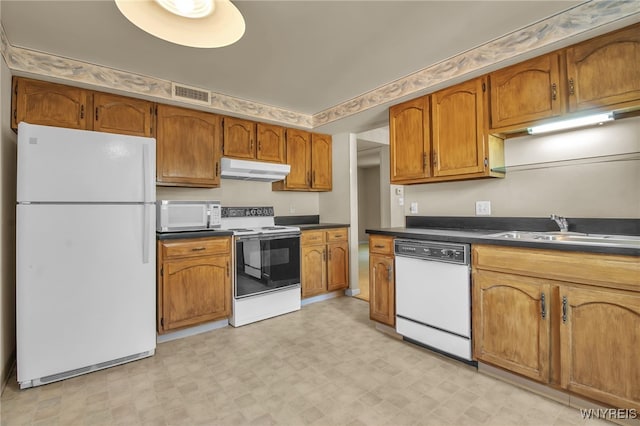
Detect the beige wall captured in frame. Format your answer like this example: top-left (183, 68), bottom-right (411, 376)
top-left (357, 167), bottom-right (381, 242)
top-left (1, 53), bottom-right (17, 391)
top-left (157, 179), bottom-right (319, 216)
top-left (404, 117), bottom-right (640, 219)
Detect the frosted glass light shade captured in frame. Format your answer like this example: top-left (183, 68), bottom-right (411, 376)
top-left (115, 0), bottom-right (245, 48)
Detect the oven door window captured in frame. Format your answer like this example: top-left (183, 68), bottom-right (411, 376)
top-left (235, 235), bottom-right (300, 298)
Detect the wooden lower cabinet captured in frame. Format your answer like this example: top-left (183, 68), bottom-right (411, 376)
top-left (301, 228), bottom-right (349, 298)
top-left (560, 286), bottom-right (640, 411)
top-left (157, 237), bottom-right (231, 333)
top-left (368, 235), bottom-right (395, 326)
top-left (473, 269), bottom-right (551, 382)
top-left (472, 244), bottom-right (640, 411)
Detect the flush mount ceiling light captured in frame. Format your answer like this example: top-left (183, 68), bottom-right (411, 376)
top-left (527, 113), bottom-right (614, 135)
top-left (115, 0), bottom-right (245, 48)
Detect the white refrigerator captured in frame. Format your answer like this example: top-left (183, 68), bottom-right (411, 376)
top-left (16, 122), bottom-right (157, 389)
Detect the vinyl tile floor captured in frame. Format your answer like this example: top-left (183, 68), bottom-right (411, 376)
top-left (1, 297), bottom-right (611, 426)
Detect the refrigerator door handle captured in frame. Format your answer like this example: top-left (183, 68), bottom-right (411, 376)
top-left (143, 144), bottom-right (152, 203)
top-left (143, 204), bottom-right (151, 264)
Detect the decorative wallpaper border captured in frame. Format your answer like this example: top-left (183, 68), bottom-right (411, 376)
top-left (2, 1), bottom-right (639, 130)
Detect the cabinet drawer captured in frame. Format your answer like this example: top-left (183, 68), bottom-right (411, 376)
top-left (302, 230), bottom-right (325, 245)
top-left (369, 235), bottom-right (394, 255)
top-left (326, 228), bottom-right (348, 242)
top-left (161, 237), bottom-right (230, 259)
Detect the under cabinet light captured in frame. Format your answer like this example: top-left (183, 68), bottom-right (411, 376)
top-left (527, 113), bottom-right (614, 135)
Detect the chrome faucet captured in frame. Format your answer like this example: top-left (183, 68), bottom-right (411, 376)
top-left (550, 214), bottom-right (569, 232)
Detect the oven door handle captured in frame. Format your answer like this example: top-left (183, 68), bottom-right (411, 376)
top-left (236, 232), bottom-right (301, 241)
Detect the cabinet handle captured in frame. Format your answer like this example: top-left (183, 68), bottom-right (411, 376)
top-left (226, 261), bottom-right (230, 277)
top-left (258, 141), bottom-right (261, 152)
top-left (562, 296), bottom-right (568, 323)
top-left (387, 266), bottom-right (392, 282)
top-left (313, 171), bottom-right (316, 184)
top-left (80, 105), bottom-right (85, 119)
top-left (568, 78), bottom-right (575, 95)
top-left (95, 107), bottom-right (99, 121)
top-left (215, 162), bottom-right (219, 177)
top-left (191, 247), bottom-right (206, 251)
top-left (541, 292), bottom-right (546, 319)
top-left (551, 83), bottom-right (557, 101)
top-left (250, 138), bottom-right (254, 151)
top-left (374, 244), bottom-right (385, 249)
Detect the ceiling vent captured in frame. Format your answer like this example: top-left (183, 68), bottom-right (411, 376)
top-left (171, 82), bottom-right (211, 105)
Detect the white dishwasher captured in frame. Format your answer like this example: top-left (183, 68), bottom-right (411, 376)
top-left (394, 239), bottom-right (474, 363)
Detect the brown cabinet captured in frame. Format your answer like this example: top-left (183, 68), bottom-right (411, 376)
top-left (157, 237), bottom-right (232, 333)
top-left (12, 77), bottom-right (154, 137)
top-left (389, 96), bottom-right (431, 182)
top-left (12, 77), bottom-right (89, 130)
top-left (156, 104), bottom-right (222, 187)
top-left (389, 77), bottom-right (504, 184)
top-left (560, 286), bottom-right (640, 411)
top-left (256, 123), bottom-right (286, 163)
top-left (473, 269), bottom-right (551, 382)
top-left (223, 116), bottom-right (256, 160)
top-left (489, 53), bottom-right (563, 132)
top-left (472, 244), bottom-right (640, 411)
top-left (566, 23), bottom-right (640, 113)
top-left (301, 228), bottom-right (349, 298)
top-left (93, 92), bottom-right (154, 137)
top-left (368, 235), bottom-right (395, 326)
top-left (272, 130), bottom-right (333, 191)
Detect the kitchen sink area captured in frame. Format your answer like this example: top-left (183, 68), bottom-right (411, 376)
top-left (489, 230), bottom-right (640, 248)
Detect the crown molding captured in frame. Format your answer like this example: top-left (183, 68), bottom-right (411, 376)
top-left (2, 1), bottom-right (639, 131)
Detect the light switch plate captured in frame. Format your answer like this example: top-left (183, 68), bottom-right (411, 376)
top-left (475, 201), bottom-right (491, 216)
top-left (410, 202), bottom-right (418, 214)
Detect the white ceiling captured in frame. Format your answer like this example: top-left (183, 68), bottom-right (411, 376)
top-left (0, 0), bottom-right (628, 133)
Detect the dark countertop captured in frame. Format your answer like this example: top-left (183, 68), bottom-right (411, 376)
top-left (298, 223), bottom-right (350, 230)
top-left (157, 230), bottom-right (234, 240)
top-left (366, 227), bottom-right (639, 256)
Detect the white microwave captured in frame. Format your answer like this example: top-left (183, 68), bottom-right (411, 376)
top-left (156, 200), bottom-right (221, 232)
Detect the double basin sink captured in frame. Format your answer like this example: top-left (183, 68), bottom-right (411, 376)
top-left (489, 231), bottom-right (640, 249)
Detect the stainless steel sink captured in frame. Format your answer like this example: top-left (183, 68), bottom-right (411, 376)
top-left (489, 231), bottom-right (640, 248)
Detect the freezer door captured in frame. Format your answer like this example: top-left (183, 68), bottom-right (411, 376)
top-left (17, 122), bottom-right (155, 203)
top-left (17, 204), bottom-right (156, 384)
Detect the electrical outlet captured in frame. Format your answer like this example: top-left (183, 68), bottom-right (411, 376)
top-left (410, 202), bottom-right (418, 214)
top-left (398, 197), bottom-right (404, 206)
top-left (289, 205), bottom-right (296, 214)
top-left (475, 201), bottom-right (491, 216)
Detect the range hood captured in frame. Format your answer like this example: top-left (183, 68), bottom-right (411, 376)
top-left (220, 157), bottom-right (290, 182)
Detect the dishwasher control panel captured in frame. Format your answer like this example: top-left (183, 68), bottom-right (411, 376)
top-left (394, 239), bottom-right (469, 264)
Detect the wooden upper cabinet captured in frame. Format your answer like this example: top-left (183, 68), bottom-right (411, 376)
top-left (473, 269), bottom-right (551, 383)
top-left (13, 77), bottom-right (89, 130)
top-left (311, 133), bottom-right (332, 190)
top-left (93, 92), bottom-right (154, 137)
top-left (560, 286), bottom-right (640, 411)
top-left (566, 23), bottom-right (640, 113)
top-left (256, 123), bottom-right (285, 163)
top-left (277, 128), bottom-right (311, 190)
top-left (431, 77), bottom-right (486, 177)
top-left (223, 117), bottom-right (256, 159)
top-left (156, 104), bottom-right (222, 187)
top-left (489, 53), bottom-right (563, 131)
top-left (389, 96), bottom-right (430, 183)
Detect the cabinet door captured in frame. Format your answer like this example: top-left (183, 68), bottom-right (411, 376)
top-left (161, 254), bottom-right (230, 331)
top-left (256, 123), bottom-right (285, 163)
top-left (560, 286), bottom-right (640, 411)
top-left (369, 254), bottom-right (394, 326)
top-left (223, 117), bottom-right (256, 159)
top-left (490, 53), bottom-right (562, 130)
top-left (156, 104), bottom-right (222, 187)
top-left (93, 92), bottom-right (154, 137)
top-left (389, 96), bottom-right (430, 183)
top-left (432, 77), bottom-right (486, 177)
top-left (302, 245), bottom-right (326, 298)
top-left (283, 129), bottom-right (311, 190)
top-left (327, 241), bottom-right (349, 292)
top-left (13, 77), bottom-right (88, 130)
top-left (473, 270), bottom-right (551, 383)
top-left (566, 23), bottom-right (640, 112)
top-left (311, 133), bottom-right (332, 191)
